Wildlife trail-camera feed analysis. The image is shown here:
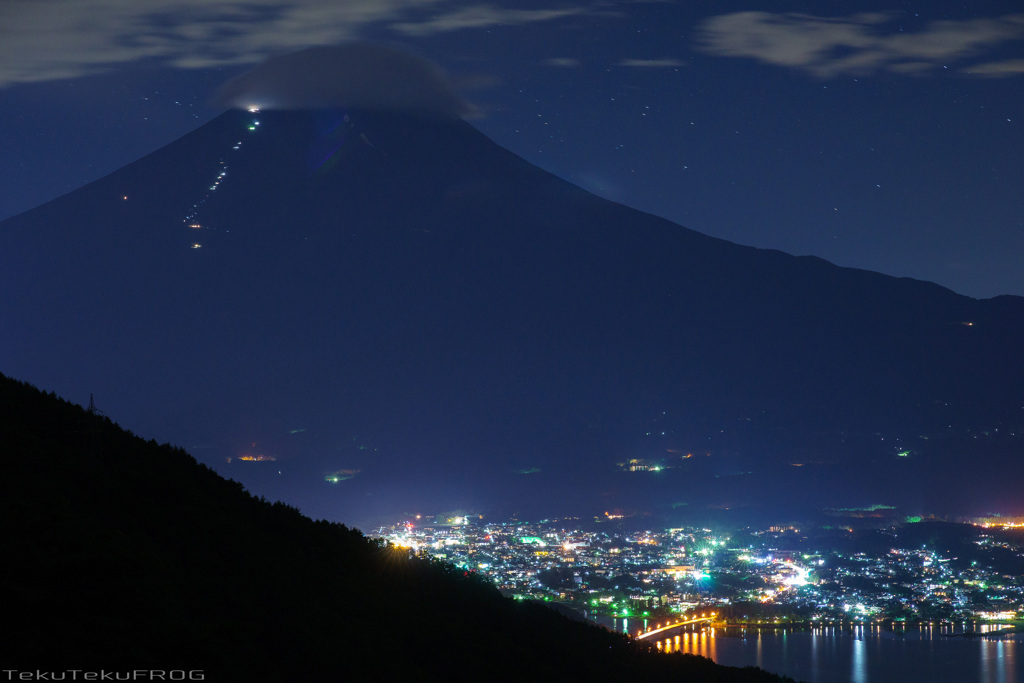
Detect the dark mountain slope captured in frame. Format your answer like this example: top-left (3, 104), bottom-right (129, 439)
top-left (0, 373), bottom-right (795, 682)
top-left (1, 109), bottom-right (1021, 522)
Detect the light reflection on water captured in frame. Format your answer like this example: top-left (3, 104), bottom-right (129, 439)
top-left (850, 634), bottom-right (865, 683)
top-left (613, 620), bottom-right (1020, 683)
top-left (658, 629), bottom-right (721, 663)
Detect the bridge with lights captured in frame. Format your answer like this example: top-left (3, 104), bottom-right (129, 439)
top-left (634, 616), bottom-right (715, 641)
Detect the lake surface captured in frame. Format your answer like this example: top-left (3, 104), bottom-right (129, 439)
top-left (600, 619), bottom-right (1021, 682)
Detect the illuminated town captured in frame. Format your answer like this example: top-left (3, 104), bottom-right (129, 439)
top-left (372, 515), bottom-right (1024, 638)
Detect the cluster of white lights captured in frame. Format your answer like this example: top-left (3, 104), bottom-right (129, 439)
top-left (181, 110), bottom-right (262, 248)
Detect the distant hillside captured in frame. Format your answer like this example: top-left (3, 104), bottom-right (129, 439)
top-left (0, 374), bottom-right (796, 682)
top-left (2, 107), bottom-right (1021, 523)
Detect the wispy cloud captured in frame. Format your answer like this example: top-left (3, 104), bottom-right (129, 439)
top-left (695, 11), bottom-right (1024, 78)
top-left (391, 6), bottom-right (589, 37)
top-left (543, 57), bottom-right (582, 68)
top-left (215, 43), bottom-right (473, 117)
top-left (964, 58), bottom-right (1024, 77)
top-left (0, 0), bottom-right (592, 87)
top-left (617, 58), bottom-right (685, 68)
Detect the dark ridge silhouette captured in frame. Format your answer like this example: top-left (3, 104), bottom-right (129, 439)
top-left (0, 108), bottom-right (1021, 524)
top-left (0, 373), bottom-right (797, 682)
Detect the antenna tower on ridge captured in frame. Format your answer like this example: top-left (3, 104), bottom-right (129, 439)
top-left (87, 393), bottom-right (103, 416)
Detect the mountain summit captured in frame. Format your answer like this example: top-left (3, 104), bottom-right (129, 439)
top-left (2, 107), bottom-right (1022, 524)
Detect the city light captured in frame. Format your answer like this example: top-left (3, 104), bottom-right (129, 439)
top-left (368, 515), bottom-right (1024, 637)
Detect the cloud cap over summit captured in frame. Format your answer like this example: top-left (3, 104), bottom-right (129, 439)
top-left (215, 43), bottom-right (473, 117)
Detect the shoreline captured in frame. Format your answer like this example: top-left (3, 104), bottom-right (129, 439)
top-left (709, 621), bottom-right (1023, 636)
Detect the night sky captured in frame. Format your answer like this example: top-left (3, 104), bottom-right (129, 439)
top-left (1, 1), bottom-right (1022, 300)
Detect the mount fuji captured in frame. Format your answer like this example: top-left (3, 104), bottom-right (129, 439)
top-left (3, 106), bottom-right (1022, 526)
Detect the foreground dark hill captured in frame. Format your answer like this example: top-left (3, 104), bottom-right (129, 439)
top-left (0, 374), bottom-right (796, 681)
top-left (1, 108), bottom-right (1022, 524)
